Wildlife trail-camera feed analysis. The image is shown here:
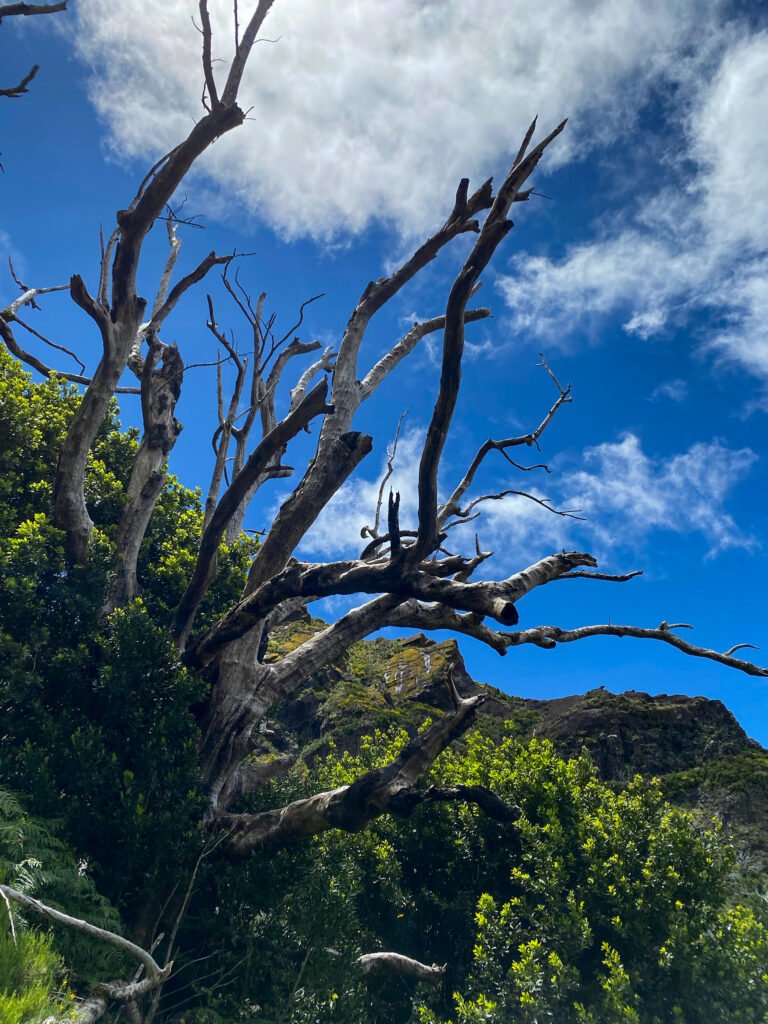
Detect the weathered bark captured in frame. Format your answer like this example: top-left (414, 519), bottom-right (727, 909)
top-left (52, 3), bottom-right (275, 563)
top-left (200, 630), bottom-right (273, 812)
top-left (217, 693), bottom-right (512, 854)
top-left (189, 551), bottom-right (599, 666)
top-left (201, 595), bottom-right (404, 811)
top-left (54, 315), bottom-right (141, 563)
top-left (243, 430), bottom-right (374, 594)
top-left (173, 379), bottom-right (333, 645)
top-left (105, 341), bottom-right (184, 611)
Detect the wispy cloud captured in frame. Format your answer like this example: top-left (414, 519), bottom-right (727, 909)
top-left (498, 31), bottom-right (768, 386)
top-left (298, 429), bottom-right (757, 568)
top-left (650, 379), bottom-right (688, 403)
top-left (563, 434), bottom-right (758, 557)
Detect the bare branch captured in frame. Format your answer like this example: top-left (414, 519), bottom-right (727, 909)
top-left (105, 340), bottom-right (184, 611)
top-left (69, 273), bottom-right (110, 333)
top-left (362, 411), bottom-right (408, 541)
top-left (98, 227), bottom-right (120, 308)
top-left (724, 642), bottom-right (759, 657)
top-left (0, 884), bottom-right (171, 986)
top-left (387, 490), bottom-right (402, 556)
top-left (386, 600), bottom-right (511, 655)
top-left (0, 4), bottom-right (67, 98)
top-left (149, 218), bottom-right (183, 322)
top-left (0, 2), bottom-right (67, 16)
top-left (0, 64), bottom-right (38, 97)
top-left (217, 693), bottom-right (490, 853)
top-left (149, 250), bottom-right (236, 334)
top-left (198, 0), bottom-right (219, 109)
top-left (203, 295), bottom-right (248, 528)
top-left (174, 379), bottom-right (333, 645)
top-left (500, 623), bottom-right (768, 676)
top-left (0, 316), bottom-right (140, 393)
top-left (13, 314), bottom-right (85, 374)
top-left (190, 551), bottom-right (597, 666)
top-left (557, 569), bottom-right (644, 583)
top-left (359, 308), bottom-right (491, 401)
top-left (416, 121), bottom-right (567, 557)
top-left (439, 354), bottom-right (572, 525)
top-left (2, 283), bottom-right (68, 318)
top-left (289, 344), bottom-right (335, 412)
top-left (450, 487), bottom-right (584, 522)
top-left (221, 0), bottom-right (276, 106)
top-left (274, 291), bottom-right (324, 351)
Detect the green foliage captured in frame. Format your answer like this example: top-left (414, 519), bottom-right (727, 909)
top-left (0, 787), bottom-right (123, 984)
top-left (151, 727), bottom-right (765, 1024)
top-left (0, 930), bottom-right (68, 1024)
top-left (420, 737), bottom-right (768, 1024)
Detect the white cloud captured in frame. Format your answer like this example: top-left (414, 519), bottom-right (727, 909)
top-left (650, 379), bottom-right (688, 403)
top-left (74, 0), bottom-right (718, 239)
top-left (705, 259), bottom-right (768, 380)
top-left (565, 434), bottom-right (757, 556)
top-left (500, 228), bottom-right (709, 343)
top-left (691, 32), bottom-right (768, 253)
top-left (472, 434), bottom-right (757, 568)
top-left (624, 309), bottom-right (667, 340)
top-left (498, 30), bottom-right (768, 384)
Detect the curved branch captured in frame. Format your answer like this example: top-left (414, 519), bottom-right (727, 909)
top-left (0, 884), bottom-right (171, 985)
top-left (149, 250), bottom-right (236, 333)
top-left (217, 693), bottom-right (489, 854)
top-left (440, 358), bottom-right (572, 523)
top-left (501, 623), bottom-right (768, 676)
top-left (2, 283), bottom-right (68, 317)
top-left (359, 307), bottom-right (490, 400)
top-left (356, 952), bottom-right (446, 984)
top-left (451, 487), bottom-right (584, 522)
top-left (557, 569), bottom-right (643, 583)
top-left (0, 316), bottom-right (140, 393)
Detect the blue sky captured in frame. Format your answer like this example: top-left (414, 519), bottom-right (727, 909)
top-left (3, 1), bottom-right (768, 742)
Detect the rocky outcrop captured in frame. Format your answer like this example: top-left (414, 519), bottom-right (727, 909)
top-left (525, 687), bottom-right (758, 781)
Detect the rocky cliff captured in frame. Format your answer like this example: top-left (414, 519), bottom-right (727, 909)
top-left (260, 619), bottom-right (768, 873)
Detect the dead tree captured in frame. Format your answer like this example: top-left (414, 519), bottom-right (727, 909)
top-left (1, 2), bottom-right (766, 1019)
